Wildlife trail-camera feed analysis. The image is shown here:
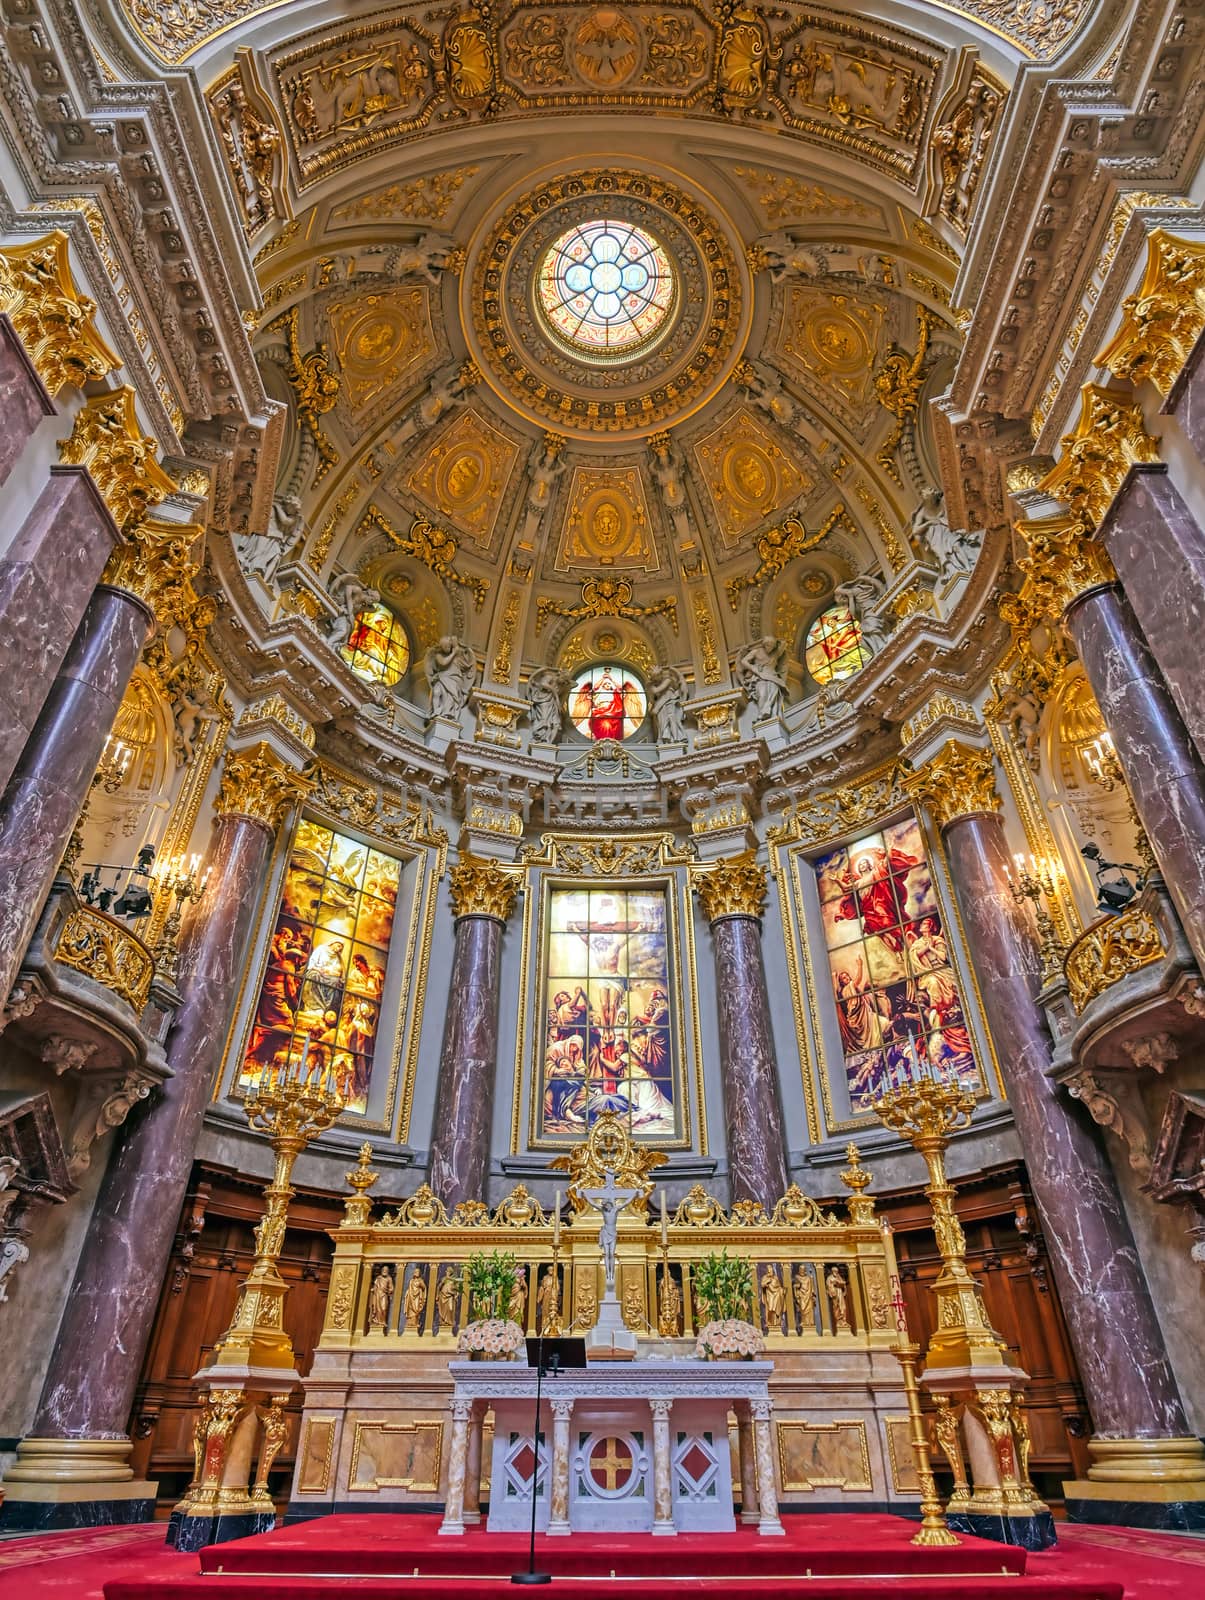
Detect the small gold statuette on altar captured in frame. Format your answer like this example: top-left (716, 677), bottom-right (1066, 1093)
top-left (169, 1041), bottom-right (346, 1550)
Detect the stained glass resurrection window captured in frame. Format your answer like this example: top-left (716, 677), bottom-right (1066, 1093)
top-left (568, 665), bottom-right (647, 741)
top-left (814, 817), bottom-right (979, 1114)
top-left (340, 605), bottom-right (410, 687)
top-left (805, 604), bottom-right (870, 684)
top-left (537, 219), bottom-right (675, 358)
top-left (540, 885), bottom-right (679, 1142)
top-left (240, 821), bottom-right (400, 1116)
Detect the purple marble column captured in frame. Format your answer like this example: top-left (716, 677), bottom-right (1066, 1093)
top-left (1063, 581), bottom-right (1205, 969)
top-left (428, 912), bottom-right (506, 1210)
top-left (708, 912), bottom-right (789, 1213)
top-left (0, 468), bottom-right (120, 795)
top-left (942, 808), bottom-right (1188, 1440)
top-left (1167, 324), bottom-right (1205, 465)
top-left (0, 583), bottom-right (152, 1001)
top-left (26, 801), bottom-right (281, 1444)
top-left (0, 315), bottom-right (53, 489)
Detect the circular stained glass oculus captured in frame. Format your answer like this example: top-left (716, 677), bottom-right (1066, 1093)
top-left (805, 604), bottom-right (870, 685)
top-left (568, 664), bottom-right (648, 742)
top-left (341, 604), bottom-right (410, 687)
top-left (536, 219), bottom-right (676, 361)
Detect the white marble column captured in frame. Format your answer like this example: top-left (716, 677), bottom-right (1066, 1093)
top-left (752, 1401), bottom-right (784, 1536)
top-left (439, 1399), bottom-right (472, 1536)
top-left (737, 1404), bottom-right (759, 1524)
top-left (651, 1398), bottom-right (675, 1536)
top-left (463, 1402), bottom-right (484, 1525)
top-left (548, 1398), bottom-right (573, 1536)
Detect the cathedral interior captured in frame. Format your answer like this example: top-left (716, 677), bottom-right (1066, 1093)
top-left (2, 0), bottom-right (1205, 1588)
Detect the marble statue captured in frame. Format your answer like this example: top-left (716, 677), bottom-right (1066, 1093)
top-left (760, 1266), bottom-right (786, 1333)
top-left (162, 639), bottom-right (213, 767)
top-left (649, 665), bottom-right (687, 744)
top-left (834, 573), bottom-right (892, 657)
top-left (735, 635), bottom-right (788, 720)
top-left (402, 1267), bottom-right (428, 1331)
top-left (232, 493), bottom-right (302, 586)
top-left (425, 636), bottom-right (476, 719)
top-left (826, 1266), bottom-right (851, 1333)
top-left (394, 362), bottom-right (475, 448)
top-left (756, 231), bottom-right (829, 282)
top-left (582, 1168), bottom-right (641, 1294)
top-left (736, 360), bottom-right (802, 433)
top-left (521, 434), bottom-right (567, 543)
top-left (368, 1265), bottom-right (394, 1332)
top-left (793, 1265), bottom-right (815, 1330)
top-left (910, 487), bottom-right (982, 579)
top-left (526, 666), bottom-right (568, 744)
top-left (384, 232), bottom-right (457, 284)
top-left (326, 570), bottom-right (380, 649)
top-left (648, 434), bottom-right (692, 543)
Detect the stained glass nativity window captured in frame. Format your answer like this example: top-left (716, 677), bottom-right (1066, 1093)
top-left (341, 604), bottom-right (410, 687)
top-left (568, 664), bottom-right (647, 741)
top-left (540, 885), bottom-right (679, 1143)
top-left (805, 604), bottom-right (870, 685)
top-left (537, 219), bottom-right (675, 359)
top-left (240, 820), bottom-right (400, 1116)
top-left (814, 816), bottom-right (979, 1114)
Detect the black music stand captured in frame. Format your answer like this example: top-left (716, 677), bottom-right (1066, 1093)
top-left (511, 1335), bottom-right (587, 1585)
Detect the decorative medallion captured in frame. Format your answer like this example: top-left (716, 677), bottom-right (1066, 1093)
top-left (555, 466), bottom-right (659, 573)
top-left (692, 407), bottom-right (816, 547)
top-left (327, 287), bottom-right (435, 416)
top-left (777, 288), bottom-right (884, 435)
top-left (404, 407), bottom-right (520, 551)
top-left (464, 169), bottom-right (746, 439)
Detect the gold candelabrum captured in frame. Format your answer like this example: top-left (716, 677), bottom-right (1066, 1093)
top-left (1006, 854), bottom-right (1066, 987)
top-left (150, 853), bottom-right (208, 982)
top-left (174, 1050), bottom-right (345, 1532)
top-left (887, 1274), bottom-right (959, 1548)
top-left (1084, 732), bottom-right (1157, 879)
top-left (59, 735), bottom-right (132, 881)
top-left (872, 1077), bottom-right (1048, 1531)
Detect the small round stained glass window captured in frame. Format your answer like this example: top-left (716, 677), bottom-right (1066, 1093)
top-left (537, 219), bottom-right (676, 360)
top-left (341, 605), bottom-right (410, 687)
top-left (805, 604), bottom-right (870, 685)
top-left (568, 665), bottom-right (647, 741)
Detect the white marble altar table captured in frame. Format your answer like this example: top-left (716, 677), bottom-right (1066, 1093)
top-left (440, 1359), bottom-right (782, 1538)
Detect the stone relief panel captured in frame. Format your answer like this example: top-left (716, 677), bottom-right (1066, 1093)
top-left (691, 407), bottom-right (819, 551)
top-left (330, 166), bottom-right (483, 228)
top-left (501, 4), bottom-right (712, 99)
top-left (554, 467), bottom-right (661, 575)
top-left (326, 287), bottom-right (436, 419)
top-left (725, 164), bottom-right (887, 229)
top-left (403, 408), bottom-right (522, 554)
top-left (776, 288), bottom-right (887, 439)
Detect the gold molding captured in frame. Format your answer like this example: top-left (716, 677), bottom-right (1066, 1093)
top-left (58, 388), bottom-right (176, 533)
top-left (903, 739), bottom-right (1000, 830)
top-left (693, 852), bottom-right (768, 922)
top-left (725, 503), bottom-right (848, 607)
top-left (215, 741), bottom-right (310, 831)
top-left (102, 514), bottom-right (203, 626)
top-left (52, 904), bottom-right (155, 1012)
top-left (0, 230), bottom-right (120, 394)
top-left (295, 1418), bottom-right (336, 1494)
top-left (1037, 384), bottom-right (1160, 532)
top-left (1063, 906), bottom-right (1165, 1013)
top-left (448, 852), bottom-right (521, 921)
top-left (347, 1419), bottom-right (442, 1494)
top-left (1016, 511), bottom-right (1116, 621)
top-left (1097, 230), bottom-right (1205, 398)
top-left (536, 575), bottom-right (677, 635)
top-left (364, 507), bottom-right (488, 611)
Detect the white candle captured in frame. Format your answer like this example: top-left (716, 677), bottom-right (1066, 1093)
top-left (552, 1189), bottom-right (561, 1247)
top-left (660, 1190), bottom-right (669, 1248)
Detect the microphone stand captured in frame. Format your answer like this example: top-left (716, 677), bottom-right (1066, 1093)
top-left (512, 1328), bottom-right (554, 1585)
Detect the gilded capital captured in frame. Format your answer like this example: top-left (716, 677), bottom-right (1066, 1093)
top-left (1038, 384), bottom-right (1160, 532)
top-left (903, 739), bottom-right (1000, 829)
top-left (215, 742), bottom-right (311, 832)
top-left (0, 231), bottom-right (119, 395)
top-left (101, 514), bottom-right (202, 625)
top-left (58, 387), bottom-right (176, 532)
top-left (1096, 230), bottom-right (1205, 398)
top-left (448, 853), bottom-right (521, 921)
top-left (694, 852), bottom-right (768, 922)
top-left (1016, 511), bottom-right (1117, 621)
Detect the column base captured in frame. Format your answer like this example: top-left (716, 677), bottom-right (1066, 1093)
top-left (946, 1509), bottom-right (1056, 1550)
top-left (0, 1478), bottom-right (157, 1532)
top-left (167, 1506), bottom-right (276, 1551)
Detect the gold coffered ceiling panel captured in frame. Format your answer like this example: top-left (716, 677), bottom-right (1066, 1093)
top-left (693, 407), bottom-right (817, 548)
top-left (327, 287), bottom-right (435, 418)
top-left (777, 288), bottom-right (885, 436)
top-left (554, 467), bottom-right (660, 575)
top-left (404, 408), bottom-right (520, 552)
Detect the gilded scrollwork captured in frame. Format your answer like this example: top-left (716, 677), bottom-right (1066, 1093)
top-left (365, 508), bottom-right (489, 610)
top-left (0, 231), bottom-right (119, 396)
top-left (52, 907), bottom-right (156, 1012)
top-left (57, 389), bottom-right (176, 534)
top-left (903, 740), bottom-right (1000, 831)
top-left (536, 575), bottom-right (677, 634)
top-left (693, 852), bottom-right (768, 922)
top-left (1062, 908), bottom-right (1166, 1013)
top-left (1097, 230), bottom-right (1205, 397)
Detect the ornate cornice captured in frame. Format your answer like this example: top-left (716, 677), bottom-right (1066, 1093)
top-left (448, 853), bottom-right (521, 922)
top-left (1037, 384), bottom-right (1160, 532)
top-left (0, 230), bottom-right (119, 395)
top-left (1015, 510), bottom-right (1116, 622)
top-left (693, 852), bottom-right (768, 923)
top-left (215, 741), bottom-right (311, 831)
top-left (1097, 230), bottom-right (1205, 399)
top-left (58, 388), bottom-right (176, 533)
top-left (902, 738), bottom-right (1000, 830)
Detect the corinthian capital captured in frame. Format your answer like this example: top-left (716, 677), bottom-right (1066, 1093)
top-left (448, 853), bottom-right (521, 921)
top-left (58, 387), bottom-right (176, 532)
top-left (0, 230), bottom-right (119, 395)
top-left (694, 851), bottom-right (768, 923)
top-left (1038, 384), bottom-right (1160, 532)
top-left (903, 739), bottom-right (1000, 830)
top-left (215, 741), bottom-right (311, 832)
top-left (1016, 511), bottom-right (1116, 621)
top-left (101, 513), bottom-right (203, 625)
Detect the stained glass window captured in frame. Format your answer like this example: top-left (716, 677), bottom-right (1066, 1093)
top-left (814, 816), bottom-right (979, 1113)
top-left (805, 604), bottom-right (870, 684)
top-left (540, 885), bottom-right (678, 1142)
top-left (568, 665), bottom-right (647, 742)
top-left (537, 220), bottom-right (675, 359)
top-left (341, 604), bottom-right (410, 687)
top-left (240, 820), bottom-right (400, 1116)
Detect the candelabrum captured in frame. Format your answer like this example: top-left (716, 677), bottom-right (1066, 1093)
top-left (1083, 733), bottom-right (1157, 880)
top-left (1006, 855), bottom-right (1065, 986)
top-left (887, 1274), bottom-right (960, 1548)
top-left (150, 854), bottom-right (208, 983)
top-left (210, 1048), bottom-right (346, 1374)
top-left (871, 1076), bottom-right (1007, 1372)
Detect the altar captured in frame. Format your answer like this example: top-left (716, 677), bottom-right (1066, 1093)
top-left (441, 1359), bottom-right (782, 1537)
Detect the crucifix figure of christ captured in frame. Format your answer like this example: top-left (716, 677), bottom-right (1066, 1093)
top-left (581, 1166), bottom-right (641, 1297)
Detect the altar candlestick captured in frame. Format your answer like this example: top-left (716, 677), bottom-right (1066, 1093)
top-left (660, 1190), bottom-right (669, 1248)
top-left (552, 1190), bottom-right (561, 1249)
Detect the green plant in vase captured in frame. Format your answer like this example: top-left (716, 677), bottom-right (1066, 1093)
top-left (693, 1249), bottom-right (764, 1359)
top-left (457, 1249), bottom-right (524, 1358)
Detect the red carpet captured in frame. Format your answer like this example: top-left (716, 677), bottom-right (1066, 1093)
top-left (3, 1516), bottom-right (1204, 1600)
